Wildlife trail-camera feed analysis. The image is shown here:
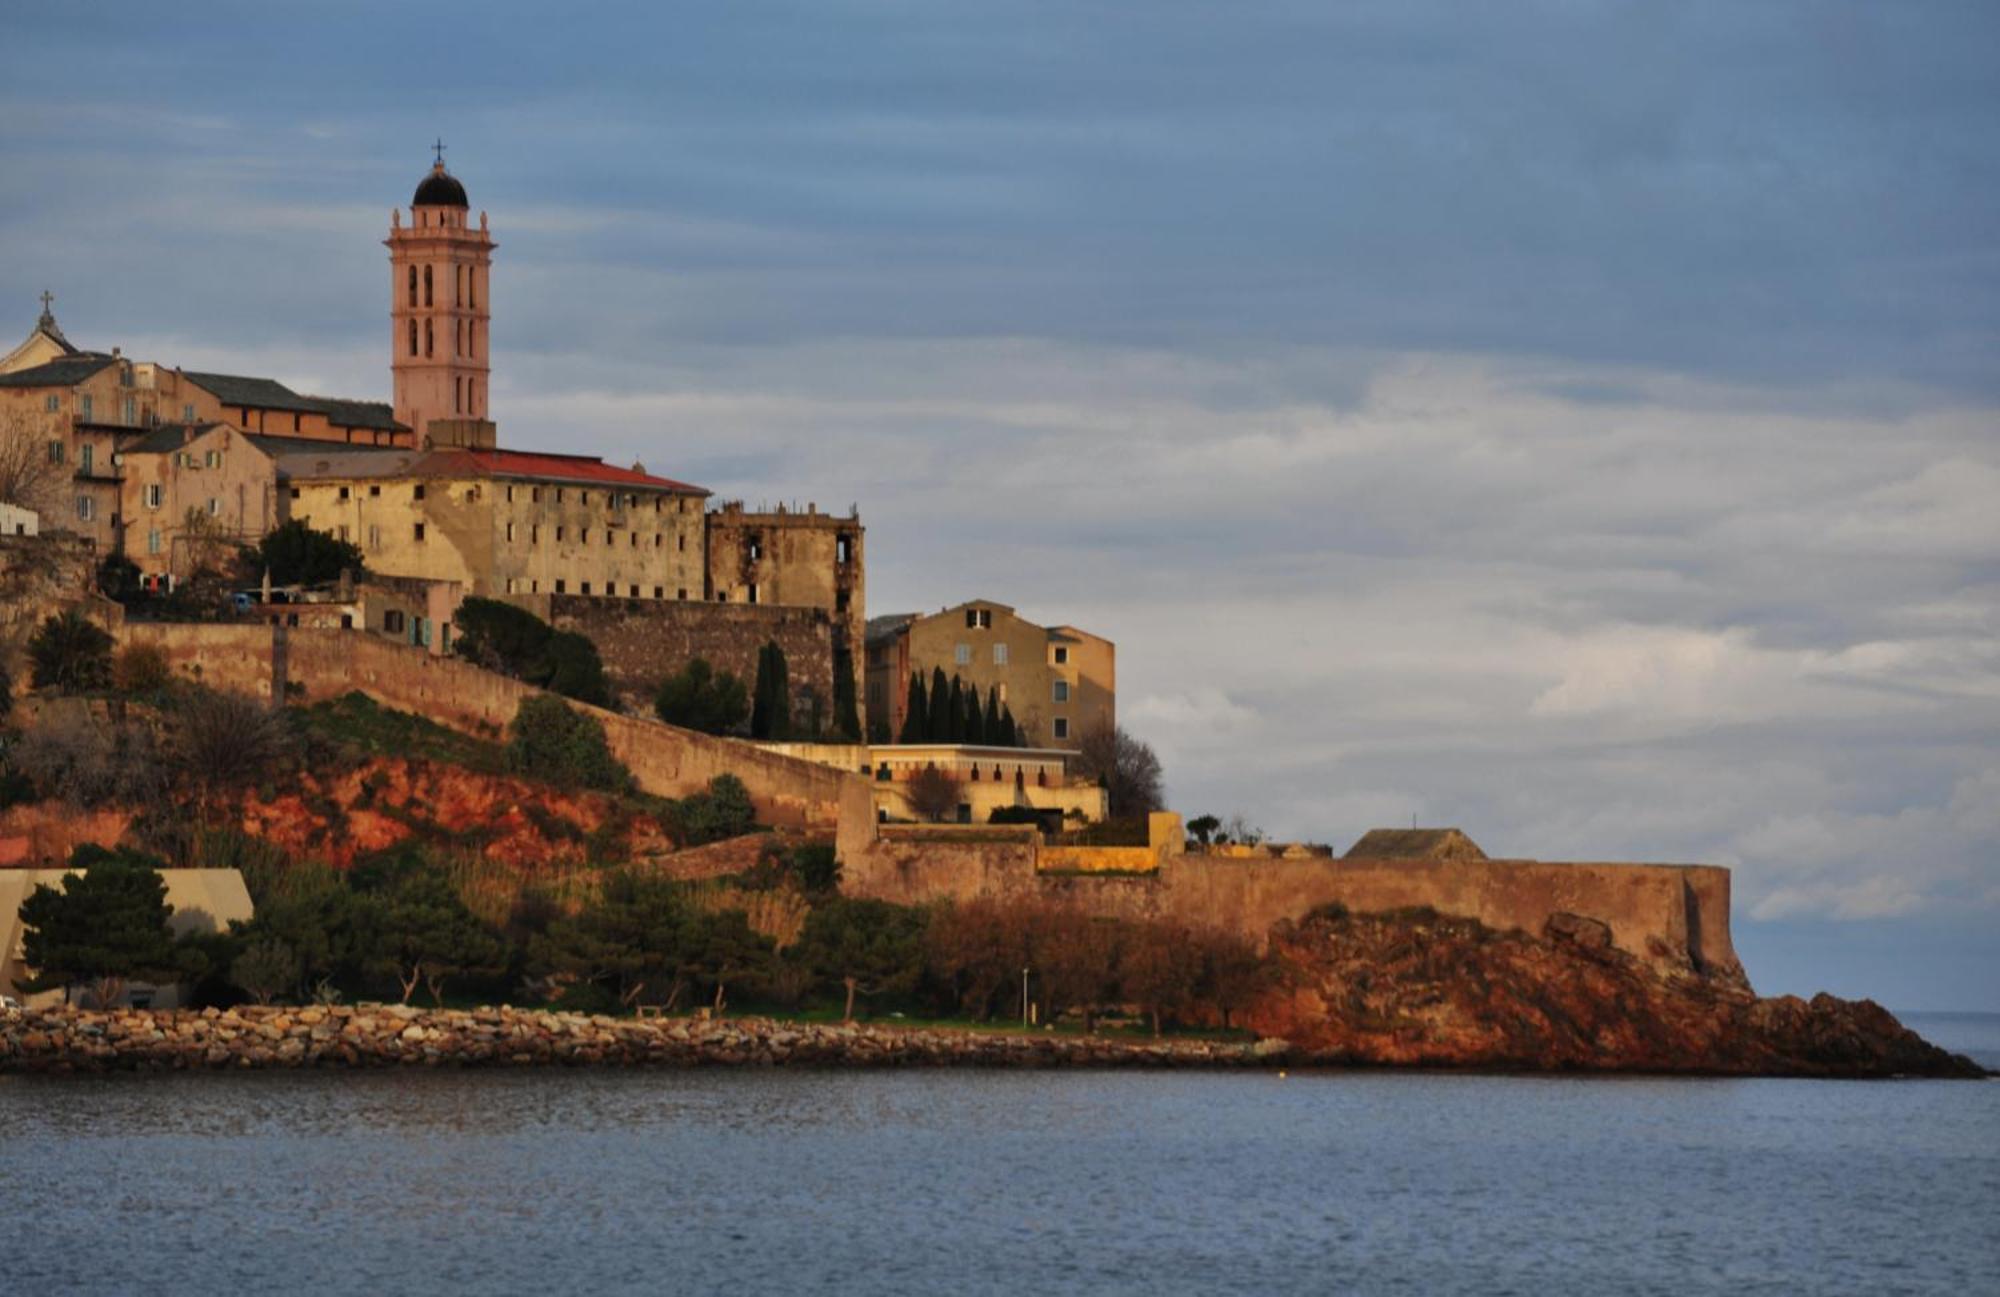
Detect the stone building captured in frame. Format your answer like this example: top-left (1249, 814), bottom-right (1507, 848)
top-left (388, 155), bottom-right (496, 442)
top-left (704, 502), bottom-right (865, 723)
top-left (283, 447), bottom-right (709, 601)
top-left (866, 599), bottom-right (1114, 750)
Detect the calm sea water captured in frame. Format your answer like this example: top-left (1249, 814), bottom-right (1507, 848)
top-left (2, 1014), bottom-right (1994, 1296)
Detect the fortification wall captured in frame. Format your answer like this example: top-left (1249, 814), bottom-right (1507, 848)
top-left (524, 594), bottom-right (838, 719)
top-left (0, 532), bottom-right (112, 668)
top-left (119, 623), bottom-right (862, 829)
top-left (842, 831), bottom-right (1740, 983)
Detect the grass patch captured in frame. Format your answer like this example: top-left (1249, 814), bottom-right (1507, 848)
top-left (298, 691), bottom-right (510, 774)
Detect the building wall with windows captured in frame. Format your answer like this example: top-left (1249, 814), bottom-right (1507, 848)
top-left (865, 599), bottom-right (1115, 750)
top-left (119, 423), bottom-right (287, 578)
top-left (705, 501), bottom-right (865, 724)
top-left (284, 449), bottom-right (708, 600)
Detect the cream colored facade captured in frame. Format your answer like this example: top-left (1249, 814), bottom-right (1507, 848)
top-left (120, 424), bottom-right (291, 578)
top-left (866, 599), bottom-right (1115, 750)
top-left (284, 448), bottom-right (709, 601)
top-left (0, 868), bottom-right (253, 1009)
top-left (869, 742), bottom-right (1108, 824)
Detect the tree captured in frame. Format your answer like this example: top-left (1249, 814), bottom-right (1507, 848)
top-left (165, 687), bottom-right (295, 825)
top-left (688, 907), bottom-right (772, 1013)
top-left (898, 673), bottom-right (928, 743)
top-left (17, 851), bottom-right (190, 1006)
top-left (926, 666), bottom-right (951, 741)
top-left (997, 703), bottom-right (1018, 748)
top-left (653, 657), bottom-right (749, 734)
top-left (796, 898), bottom-right (927, 1021)
top-left (231, 937), bottom-right (300, 1006)
top-left (672, 773), bottom-right (757, 846)
top-left (9, 704), bottom-right (166, 807)
top-left (906, 764), bottom-right (960, 823)
top-left (924, 897), bottom-right (1033, 1020)
top-left (1075, 723), bottom-right (1165, 818)
top-left (831, 648), bottom-right (862, 741)
top-left (97, 553), bottom-right (144, 605)
top-left (0, 409), bottom-right (67, 519)
top-left (1197, 927), bottom-right (1269, 1029)
top-left (28, 609), bottom-right (113, 693)
top-left (1119, 923), bottom-right (1205, 1036)
top-left (112, 642), bottom-right (171, 695)
top-left (533, 871), bottom-right (693, 1008)
top-left (250, 519), bottom-right (365, 587)
top-left (945, 676), bottom-right (965, 743)
top-left (1034, 908), bottom-right (1121, 1033)
top-left (355, 866), bottom-right (505, 1005)
top-left (232, 865), bottom-right (363, 1002)
top-left (505, 694), bottom-right (634, 793)
top-left (982, 688), bottom-right (1001, 747)
top-left (960, 677), bottom-right (984, 744)
top-left (750, 641), bottom-right (792, 740)
top-left (454, 598), bottom-right (609, 705)
top-left (1186, 815), bottom-right (1221, 847)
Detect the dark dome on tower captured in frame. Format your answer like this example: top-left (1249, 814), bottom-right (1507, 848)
top-left (413, 161), bottom-right (468, 208)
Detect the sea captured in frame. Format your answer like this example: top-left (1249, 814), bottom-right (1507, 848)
top-left (1, 1012), bottom-right (1994, 1296)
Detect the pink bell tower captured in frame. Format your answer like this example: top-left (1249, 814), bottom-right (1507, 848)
top-left (387, 142), bottom-right (496, 446)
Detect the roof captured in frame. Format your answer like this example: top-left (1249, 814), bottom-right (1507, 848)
top-left (276, 448), bottom-right (425, 481)
top-left (182, 372), bottom-right (407, 431)
top-left (414, 162), bottom-right (469, 208)
top-left (0, 354), bottom-right (117, 388)
top-left (123, 422), bottom-right (228, 455)
top-left (1344, 828), bottom-right (1488, 862)
top-left (866, 613), bottom-right (917, 644)
top-left (415, 448), bottom-right (707, 493)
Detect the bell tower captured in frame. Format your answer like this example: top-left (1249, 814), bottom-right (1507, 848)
top-left (387, 143), bottom-right (496, 446)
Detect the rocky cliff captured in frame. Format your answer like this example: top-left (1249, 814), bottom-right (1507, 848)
top-left (1244, 906), bottom-right (1983, 1078)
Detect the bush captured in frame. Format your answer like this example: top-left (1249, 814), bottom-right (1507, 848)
top-left (673, 773), bottom-right (756, 846)
top-left (906, 765), bottom-right (960, 823)
top-left (988, 806), bottom-right (1043, 826)
top-left (248, 519), bottom-right (365, 587)
top-left (28, 610), bottom-right (113, 693)
top-left (165, 687), bottom-right (297, 819)
top-left (653, 657), bottom-right (749, 734)
top-left (112, 643), bottom-right (172, 696)
top-left (455, 598), bottom-right (610, 706)
top-left (505, 695), bottom-right (634, 793)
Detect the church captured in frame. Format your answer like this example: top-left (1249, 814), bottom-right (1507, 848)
top-left (0, 152), bottom-right (866, 729)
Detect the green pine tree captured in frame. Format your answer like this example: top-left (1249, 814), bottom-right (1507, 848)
top-left (927, 666), bottom-right (951, 741)
top-left (18, 851), bottom-right (191, 1006)
top-left (963, 676), bottom-right (986, 744)
top-left (946, 675), bottom-right (966, 743)
top-left (899, 673), bottom-right (928, 743)
top-left (999, 703), bottom-right (1018, 747)
top-left (983, 687), bottom-right (1002, 745)
top-left (831, 648), bottom-right (862, 740)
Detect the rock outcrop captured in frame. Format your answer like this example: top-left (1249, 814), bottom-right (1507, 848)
top-left (1244, 907), bottom-right (1983, 1078)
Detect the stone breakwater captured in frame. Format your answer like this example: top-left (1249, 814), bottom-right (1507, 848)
top-left (0, 1004), bottom-right (1283, 1074)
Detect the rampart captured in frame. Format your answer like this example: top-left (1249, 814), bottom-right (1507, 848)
top-left (119, 622), bottom-right (865, 829)
top-left (840, 819), bottom-right (1741, 984)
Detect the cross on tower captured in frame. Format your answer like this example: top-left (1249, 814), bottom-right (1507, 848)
top-left (433, 137), bottom-right (447, 166)
top-left (39, 290), bottom-right (54, 313)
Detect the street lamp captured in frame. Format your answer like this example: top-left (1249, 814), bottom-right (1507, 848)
top-left (1021, 966), bottom-right (1030, 1028)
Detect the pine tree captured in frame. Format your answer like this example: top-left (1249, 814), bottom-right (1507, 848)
top-left (750, 643), bottom-right (776, 739)
top-left (768, 642), bottom-right (792, 739)
top-left (945, 676), bottom-right (965, 743)
top-left (999, 703), bottom-right (1018, 747)
top-left (899, 673), bottom-right (927, 743)
top-left (927, 666), bottom-right (951, 741)
top-left (963, 676), bottom-right (986, 744)
top-left (831, 648), bottom-right (862, 741)
top-left (983, 687), bottom-right (1002, 745)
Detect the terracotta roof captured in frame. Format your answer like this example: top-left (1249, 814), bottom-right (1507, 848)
top-left (417, 448), bottom-right (707, 494)
top-left (1344, 828), bottom-right (1488, 862)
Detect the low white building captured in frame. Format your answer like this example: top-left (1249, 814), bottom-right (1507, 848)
top-left (0, 502), bottom-right (39, 536)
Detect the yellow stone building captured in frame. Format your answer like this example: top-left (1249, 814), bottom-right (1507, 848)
top-left (866, 599), bottom-right (1114, 750)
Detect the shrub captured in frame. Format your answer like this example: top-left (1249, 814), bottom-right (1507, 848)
top-left (28, 610), bottom-right (113, 693)
top-left (906, 765), bottom-right (960, 823)
top-left (505, 694), bottom-right (634, 793)
top-left (988, 806), bottom-right (1043, 826)
top-left (653, 657), bottom-right (749, 734)
top-left (112, 643), bottom-right (172, 696)
top-left (455, 598), bottom-right (610, 706)
top-left (166, 688), bottom-right (297, 821)
top-left (673, 773), bottom-right (756, 846)
top-left (248, 519), bottom-right (365, 587)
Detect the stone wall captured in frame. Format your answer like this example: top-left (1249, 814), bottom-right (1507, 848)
top-left (0, 531), bottom-right (108, 668)
top-left (119, 622), bottom-right (865, 829)
top-left (840, 825), bottom-right (1742, 984)
top-left (526, 594), bottom-right (838, 721)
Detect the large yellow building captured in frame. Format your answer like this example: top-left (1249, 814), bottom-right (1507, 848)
top-left (284, 446), bottom-right (709, 600)
top-left (866, 599), bottom-right (1114, 750)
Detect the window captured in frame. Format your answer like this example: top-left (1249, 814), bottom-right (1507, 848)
top-left (581, 492), bottom-right (590, 506)
top-left (555, 526), bottom-right (565, 542)
top-left (80, 395), bottom-right (92, 421)
top-left (44, 395), bottom-right (58, 413)
top-left (182, 403), bottom-right (196, 421)
top-left (581, 582), bottom-right (591, 595)
top-left (413, 523), bottom-right (426, 541)
top-left (554, 579), bottom-right (566, 594)
top-left (629, 584), bottom-right (639, 598)
top-left (46, 441), bottom-right (64, 465)
top-left (531, 525), bottom-right (540, 544)
top-left (289, 487), bottom-right (300, 500)
top-left (205, 450), bottom-right (221, 469)
top-left (677, 588), bottom-right (688, 600)
top-left (144, 483), bottom-right (163, 509)
top-left (747, 583), bottom-right (759, 604)
top-left (123, 396), bottom-right (136, 425)
top-left (369, 484), bottom-right (381, 497)
top-left (408, 266), bottom-right (418, 307)
top-left (384, 610), bottom-right (406, 634)
top-left (747, 536), bottom-right (762, 560)
top-left (413, 484), bottom-right (425, 500)
top-left (424, 264), bottom-right (433, 306)
top-left (338, 486), bottom-right (350, 501)
top-left (580, 529), bottom-right (589, 545)
top-left (531, 487), bottom-right (542, 503)
top-left (955, 643), bottom-right (971, 665)
top-left (147, 529), bottom-right (161, 555)
top-left (409, 319), bottom-right (418, 356)
top-left (424, 319), bottom-right (433, 357)
top-left (1053, 718), bottom-right (1070, 740)
top-left (337, 525), bottom-right (350, 541)
top-left (367, 524), bottom-right (380, 549)
top-left (206, 497), bottom-right (220, 517)
top-left (80, 444), bottom-right (93, 475)
top-left (674, 534), bottom-right (682, 551)
top-left (76, 496), bottom-right (93, 521)
top-left (654, 586), bottom-right (664, 599)
top-left (1053, 646), bottom-right (1069, 665)
top-left (506, 523), bottom-right (516, 543)
top-left (1053, 680), bottom-right (1070, 703)
top-left (993, 643), bottom-right (1009, 665)
top-left (506, 486), bottom-right (515, 503)
top-left (965, 608), bottom-right (991, 629)
top-left (555, 488), bottom-right (564, 503)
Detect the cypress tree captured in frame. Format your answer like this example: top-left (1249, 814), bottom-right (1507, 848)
top-left (945, 676), bottom-right (965, 743)
top-left (999, 703), bottom-right (1018, 747)
top-left (927, 666), bottom-right (951, 741)
top-left (832, 648), bottom-right (862, 740)
top-left (983, 687), bottom-right (1002, 745)
top-left (768, 642), bottom-right (792, 739)
top-left (963, 677), bottom-right (986, 744)
top-left (899, 673), bottom-right (927, 744)
top-left (750, 643), bottom-right (776, 739)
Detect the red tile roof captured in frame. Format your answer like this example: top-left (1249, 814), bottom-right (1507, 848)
top-left (416, 448), bottom-right (708, 494)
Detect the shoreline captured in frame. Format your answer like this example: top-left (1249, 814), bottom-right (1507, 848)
top-left (3, 1004), bottom-right (1987, 1079)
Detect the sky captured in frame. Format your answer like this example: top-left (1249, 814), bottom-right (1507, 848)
top-left (2, 2), bottom-right (1995, 1009)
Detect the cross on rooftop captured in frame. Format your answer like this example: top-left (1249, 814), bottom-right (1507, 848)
top-left (39, 290), bottom-right (53, 312)
top-left (433, 137), bottom-right (447, 166)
